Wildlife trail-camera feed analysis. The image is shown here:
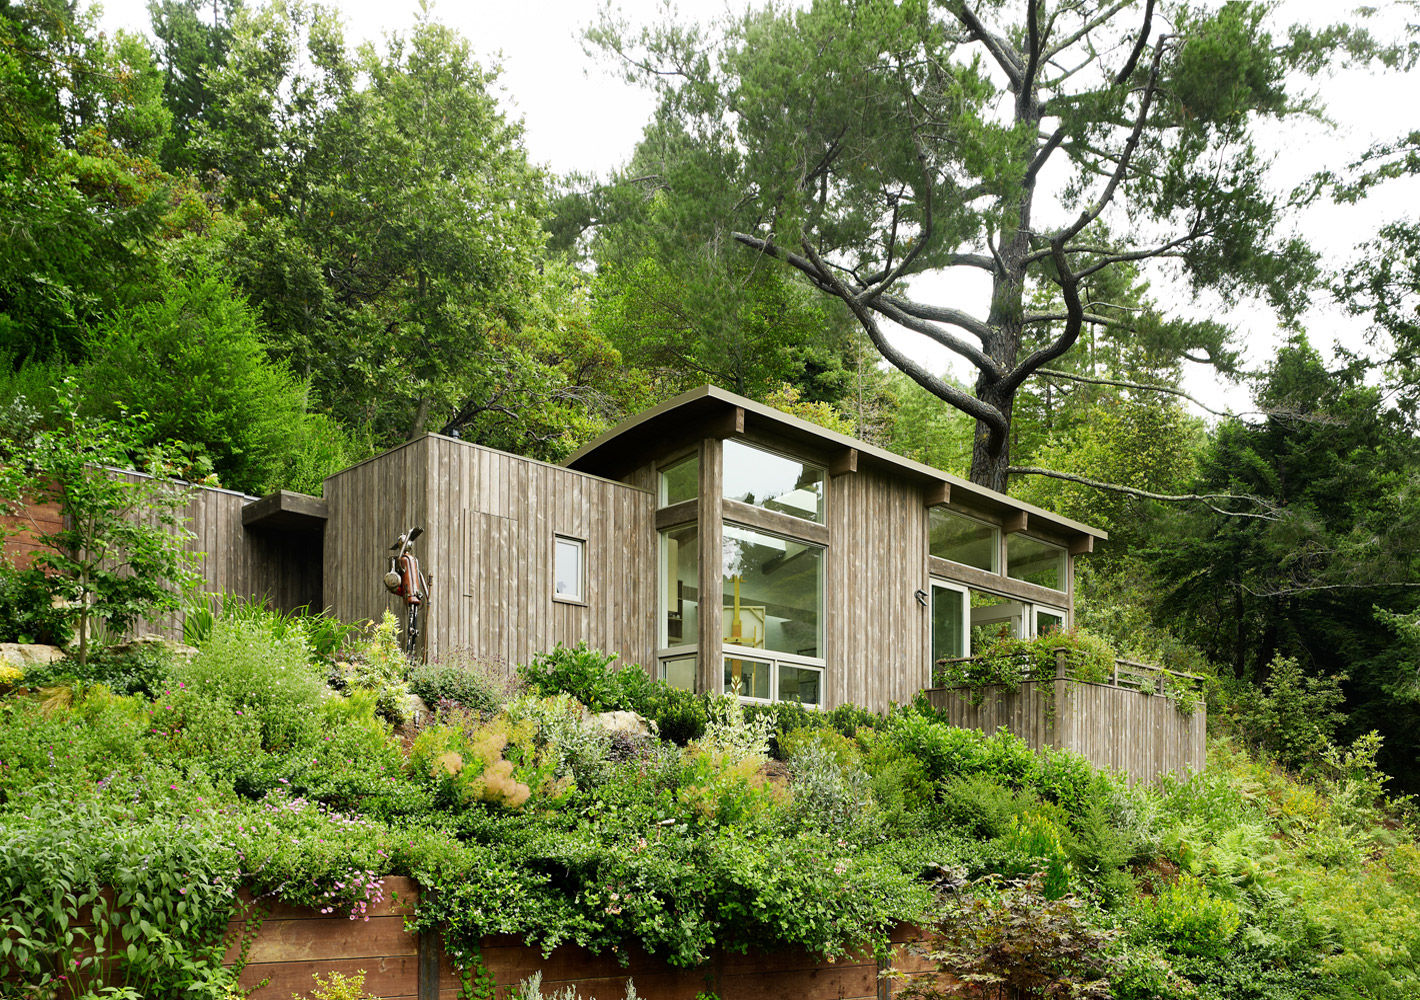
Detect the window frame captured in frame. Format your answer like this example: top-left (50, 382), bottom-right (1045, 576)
top-left (1005, 532), bottom-right (1068, 593)
top-left (552, 534), bottom-right (586, 605)
top-left (928, 505), bottom-right (1002, 574)
top-left (721, 438), bottom-right (827, 525)
top-left (928, 579), bottom-right (970, 687)
top-left (657, 451), bottom-right (700, 508)
top-left (1031, 605), bottom-right (1068, 636)
top-left (721, 647), bottom-right (824, 708)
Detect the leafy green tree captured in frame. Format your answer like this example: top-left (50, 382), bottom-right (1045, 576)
top-left (591, 0), bottom-right (1389, 489)
top-left (0, 1), bottom-right (189, 362)
top-left (1143, 339), bottom-right (1420, 785)
top-left (79, 266), bottom-right (348, 495)
top-left (201, 2), bottom-right (558, 443)
top-left (0, 386), bottom-right (200, 667)
top-left (148, 0), bottom-right (244, 171)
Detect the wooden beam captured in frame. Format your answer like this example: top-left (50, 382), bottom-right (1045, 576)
top-left (1068, 534), bottom-right (1094, 556)
top-left (923, 482), bottom-right (951, 507)
top-left (654, 499), bottom-right (697, 531)
top-left (927, 555), bottom-right (1067, 608)
top-left (828, 448), bottom-right (858, 477)
top-left (1002, 510), bottom-right (1029, 535)
top-left (721, 499), bottom-right (830, 545)
top-left (242, 490), bottom-right (329, 531)
top-left (707, 405), bottom-right (745, 439)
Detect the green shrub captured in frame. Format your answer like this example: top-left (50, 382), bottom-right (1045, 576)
top-left (173, 618), bottom-right (330, 750)
top-left (519, 642), bottom-right (656, 713)
top-left (0, 564), bottom-right (71, 645)
top-left (939, 774), bottom-right (1036, 838)
top-left (0, 795), bottom-right (240, 997)
top-left (21, 641), bottom-right (178, 698)
top-left (1234, 654), bottom-right (1348, 772)
top-left (408, 647), bottom-right (517, 716)
top-left (1133, 874), bottom-right (1241, 958)
top-left (639, 683), bottom-right (709, 744)
top-left (334, 612), bottom-right (412, 725)
top-left (784, 739), bottom-right (875, 839)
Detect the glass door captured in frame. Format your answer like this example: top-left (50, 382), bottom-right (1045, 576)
top-left (930, 581), bottom-right (969, 681)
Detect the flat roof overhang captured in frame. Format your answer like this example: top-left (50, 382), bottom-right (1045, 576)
top-left (242, 490), bottom-right (329, 533)
top-left (566, 385), bottom-right (1107, 545)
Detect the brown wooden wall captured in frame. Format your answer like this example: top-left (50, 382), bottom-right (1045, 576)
top-left (1, 497), bottom-right (63, 571)
top-left (827, 465), bottom-right (932, 710)
top-left (323, 436), bottom-right (657, 671)
top-left (323, 438), bottom-right (433, 652)
top-left (926, 681), bottom-right (1207, 783)
top-left (221, 878), bottom-right (943, 1000)
top-left (21, 471), bottom-right (324, 641)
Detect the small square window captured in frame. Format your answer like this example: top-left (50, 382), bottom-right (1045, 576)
top-left (554, 536), bottom-right (584, 602)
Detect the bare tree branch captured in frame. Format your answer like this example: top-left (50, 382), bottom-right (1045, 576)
top-left (1009, 465), bottom-right (1281, 519)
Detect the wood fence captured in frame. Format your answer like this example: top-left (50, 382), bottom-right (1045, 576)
top-left (926, 654), bottom-right (1206, 783)
top-left (221, 878), bottom-right (943, 1000)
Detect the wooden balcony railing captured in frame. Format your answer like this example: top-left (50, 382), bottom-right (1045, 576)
top-left (932, 648), bottom-right (1204, 696)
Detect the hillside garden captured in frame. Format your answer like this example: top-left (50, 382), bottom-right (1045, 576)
top-left (0, 608), bottom-right (1415, 1000)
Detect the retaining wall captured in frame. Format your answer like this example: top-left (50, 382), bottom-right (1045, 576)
top-left (223, 878), bottom-right (942, 1000)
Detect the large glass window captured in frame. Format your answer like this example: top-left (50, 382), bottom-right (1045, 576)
top-left (778, 663), bottom-right (822, 706)
top-left (1007, 534), bottom-right (1067, 591)
top-left (929, 507), bottom-right (1000, 571)
top-left (659, 455), bottom-right (698, 507)
top-left (931, 582), bottom-right (968, 665)
top-left (660, 524), bottom-right (698, 647)
top-left (722, 440), bottom-right (825, 523)
top-left (722, 524), bottom-right (823, 657)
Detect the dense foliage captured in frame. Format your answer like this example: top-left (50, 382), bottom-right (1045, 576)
top-left (0, 619), bottom-right (1416, 999)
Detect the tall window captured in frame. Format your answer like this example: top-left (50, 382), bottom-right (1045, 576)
top-left (1007, 534), bottom-right (1066, 591)
top-left (660, 524), bottom-right (698, 647)
top-left (722, 440), bottom-right (825, 523)
top-left (931, 582), bottom-right (968, 667)
top-left (929, 507), bottom-right (1000, 572)
top-left (554, 536), bottom-right (584, 602)
top-left (722, 522), bottom-right (824, 707)
top-left (659, 454), bottom-right (698, 507)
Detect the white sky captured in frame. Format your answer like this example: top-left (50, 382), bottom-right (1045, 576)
top-left (93, 0), bottom-right (1420, 416)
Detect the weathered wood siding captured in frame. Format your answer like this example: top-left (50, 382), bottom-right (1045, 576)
top-left (115, 472), bottom-right (321, 639)
top-left (926, 681), bottom-right (1206, 783)
top-left (324, 436), bottom-right (657, 671)
top-left (1, 496), bottom-right (63, 571)
top-left (827, 465), bottom-right (930, 710)
top-left (323, 438), bottom-right (433, 652)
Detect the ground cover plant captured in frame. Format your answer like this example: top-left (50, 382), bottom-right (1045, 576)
top-left (0, 624), bottom-right (1416, 1000)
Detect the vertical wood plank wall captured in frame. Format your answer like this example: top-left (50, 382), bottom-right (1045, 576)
top-left (926, 682), bottom-right (1207, 783)
top-left (114, 473), bottom-right (321, 639)
top-left (324, 437), bottom-right (657, 672)
top-left (324, 439), bottom-right (433, 653)
top-left (827, 467), bottom-right (930, 710)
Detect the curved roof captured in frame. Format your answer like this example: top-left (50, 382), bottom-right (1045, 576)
top-left (566, 385), bottom-right (1107, 542)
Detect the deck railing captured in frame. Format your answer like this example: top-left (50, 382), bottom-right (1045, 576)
top-left (933, 649), bottom-right (1204, 697)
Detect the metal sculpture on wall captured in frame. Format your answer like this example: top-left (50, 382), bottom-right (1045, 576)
top-left (384, 527), bottom-right (428, 656)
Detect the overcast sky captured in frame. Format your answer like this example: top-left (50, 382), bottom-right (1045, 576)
top-left (93, 0), bottom-right (1419, 415)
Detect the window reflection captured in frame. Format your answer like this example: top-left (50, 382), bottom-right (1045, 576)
top-left (660, 524), bottom-right (698, 646)
top-left (722, 440), bottom-right (825, 523)
top-left (659, 455), bottom-right (698, 507)
top-left (1007, 534), bottom-right (1066, 591)
top-left (722, 524), bottom-right (822, 657)
top-left (929, 507), bottom-right (999, 572)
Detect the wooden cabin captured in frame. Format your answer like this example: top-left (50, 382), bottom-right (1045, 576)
top-left (320, 385), bottom-right (1106, 712)
top-left (7, 385), bottom-right (1206, 778)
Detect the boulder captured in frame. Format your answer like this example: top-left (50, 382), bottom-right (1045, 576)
top-left (589, 709), bottom-right (654, 738)
top-left (0, 643), bottom-right (65, 669)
